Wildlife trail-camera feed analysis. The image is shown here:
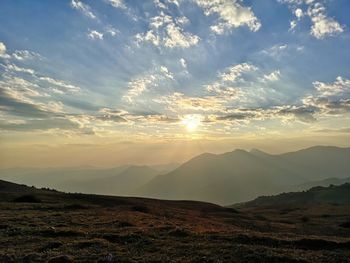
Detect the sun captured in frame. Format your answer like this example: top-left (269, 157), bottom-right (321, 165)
top-left (181, 115), bottom-right (202, 132)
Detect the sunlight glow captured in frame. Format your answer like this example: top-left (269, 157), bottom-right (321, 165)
top-left (181, 115), bottom-right (202, 132)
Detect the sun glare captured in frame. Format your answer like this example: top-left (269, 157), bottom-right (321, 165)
top-left (181, 115), bottom-right (202, 132)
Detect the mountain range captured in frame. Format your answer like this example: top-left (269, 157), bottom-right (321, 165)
top-left (1, 146), bottom-right (349, 204)
top-left (137, 146), bottom-right (350, 204)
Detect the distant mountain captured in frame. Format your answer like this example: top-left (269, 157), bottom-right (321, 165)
top-left (278, 146), bottom-right (350, 180)
top-left (0, 166), bottom-right (129, 189)
top-left (150, 163), bottom-right (180, 174)
top-left (237, 183), bottom-right (350, 207)
top-left (62, 165), bottom-right (159, 196)
top-left (292, 176), bottom-right (350, 192)
top-left (0, 165), bottom-right (159, 196)
top-left (137, 146), bottom-right (350, 205)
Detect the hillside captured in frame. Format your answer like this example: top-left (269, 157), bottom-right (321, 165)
top-left (292, 176), bottom-right (350, 192)
top-left (138, 146), bottom-right (350, 204)
top-left (0, 179), bottom-right (349, 262)
top-left (236, 183), bottom-right (350, 207)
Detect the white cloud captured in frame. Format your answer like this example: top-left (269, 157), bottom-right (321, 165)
top-left (88, 30), bottom-right (104, 40)
top-left (194, 0), bottom-right (261, 35)
top-left (123, 66), bottom-right (174, 103)
top-left (105, 26), bottom-right (119, 36)
top-left (0, 42), bottom-right (10, 59)
top-left (220, 63), bottom-right (257, 82)
top-left (261, 44), bottom-right (288, 58)
top-left (164, 23), bottom-right (200, 48)
top-left (12, 50), bottom-right (42, 61)
top-left (39, 77), bottom-right (81, 93)
top-left (135, 12), bottom-right (199, 48)
top-left (295, 8), bottom-right (303, 19)
top-left (180, 58), bottom-right (187, 69)
top-left (263, 70), bottom-right (281, 82)
top-left (71, 0), bottom-right (97, 19)
top-left (206, 63), bottom-right (257, 99)
top-left (313, 76), bottom-right (350, 97)
top-left (308, 3), bottom-right (343, 39)
top-left (105, 0), bottom-right (126, 9)
top-left (281, 0), bottom-right (343, 38)
top-left (5, 64), bottom-right (35, 75)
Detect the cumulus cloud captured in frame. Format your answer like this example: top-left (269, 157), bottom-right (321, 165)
top-left (307, 3), bottom-right (343, 39)
top-left (206, 63), bottom-right (258, 99)
top-left (71, 0), bottom-right (97, 19)
top-left (262, 70), bottom-right (281, 82)
top-left (281, 0), bottom-right (343, 38)
top-left (0, 42), bottom-right (10, 59)
top-left (313, 76), bottom-right (350, 97)
top-left (135, 12), bottom-right (199, 48)
top-left (194, 0), bottom-right (261, 35)
top-left (88, 30), bottom-right (104, 40)
top-left (300, 76), bottom-right (350, 117)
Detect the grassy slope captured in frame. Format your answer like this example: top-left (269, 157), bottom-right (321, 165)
top-left (1, 179), bottom-right (350, 262)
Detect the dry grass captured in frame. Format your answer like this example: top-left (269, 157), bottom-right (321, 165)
top-left (0, 187), bottom-right (349, 262)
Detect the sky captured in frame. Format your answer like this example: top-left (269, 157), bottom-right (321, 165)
top-left (0, 0), bottom-right (350, 167)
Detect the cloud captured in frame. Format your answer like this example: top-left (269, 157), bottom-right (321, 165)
top-left (180, 58), bottom-right (187, 69)
top-left (315, 128), bottom-right (350, 133)
top-left (12, 50), bottom-right (43, 61)
top-left (122, 66), bottom-right (174, 103)
top-left (307, 3), bottom-right (343, 39)
top-left (39, 76), bottom-right (81, 93)
top-left (262, 70), bottom-right (281, 82)
top-left (206, 63), bottom-right (258, 99)
top-left (0, 42), bottom-right (10, 59)
top-left (88, 30), bottom-right (104, 40)
top-left (313, 76), bottom-right (350, 97)
top-left (0, 117), bottom-right (80, 132)
top-left (154, 92), bottom-right (226, 114)
top-left (4, 64), bottom-right (35, 75)
top-left (261, 44), bottom-right (288, 58)
top-left (71, 0), bottom-right (97, 19)
top-left (281, 0), bottom-right (343, 38)
top-left (194, 0), bottom-right (261, 35)
top-left (300, 76), bottom-right (350, 117)
top-left (0, 87), bottom-right (52, 118)
top-left (135, 12), bottom-right (199, 48)
top-left (104, 0), bottom-right (126, 9)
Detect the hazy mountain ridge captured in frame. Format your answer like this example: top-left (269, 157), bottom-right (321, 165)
top-left (138, 146), bottom-right (350, 204)
top-left (1, 146), bottom-right (349, 205)
top-left (237, 183), bottom-right (350, 207)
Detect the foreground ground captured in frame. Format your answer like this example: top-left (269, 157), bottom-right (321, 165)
top-left (0, 180), bottom-right (350, 262)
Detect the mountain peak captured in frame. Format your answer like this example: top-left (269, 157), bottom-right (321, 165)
top-left (249, 148), bottom-right (269, 156)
